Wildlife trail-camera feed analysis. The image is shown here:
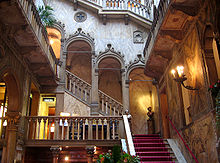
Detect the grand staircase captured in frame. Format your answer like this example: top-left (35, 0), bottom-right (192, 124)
top-left (133, 134), bottom-right (177, 163)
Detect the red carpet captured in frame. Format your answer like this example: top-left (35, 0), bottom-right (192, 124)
top-left (133, 134), bottom-right (175, 163)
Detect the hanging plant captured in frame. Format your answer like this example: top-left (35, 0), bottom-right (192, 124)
top-left (37, 5), bottom-right (56, 27)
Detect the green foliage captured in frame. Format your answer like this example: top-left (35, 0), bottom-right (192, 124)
top-left (112, 145), bottom-right (121, 162)
top-left (97, 145), bottom-right (140, 163)
top-left (37, 5), bottom-right (55, 27)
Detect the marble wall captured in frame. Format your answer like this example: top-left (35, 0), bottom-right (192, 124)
top-left (129, 68), bottom-right (158, 134)
top-left (48, 0), bottom-right (149, 64)
top-left (64, 92), bottom-right (90, 116)
top-left (164, 27), bottom-right (218, 162)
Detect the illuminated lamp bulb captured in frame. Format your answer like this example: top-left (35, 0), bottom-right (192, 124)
top-left (176, 66), bottom-right (184, 77)
top-left (50, 39), bottom-right (54, 45)
top-left (171, 69), bottom-right (176, 78)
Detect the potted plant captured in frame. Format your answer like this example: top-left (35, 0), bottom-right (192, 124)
top-left (37, 5), bottom-right (56, 27)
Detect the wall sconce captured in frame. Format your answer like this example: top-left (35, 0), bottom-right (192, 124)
top-left (171, 66), bottom-right (199, 90)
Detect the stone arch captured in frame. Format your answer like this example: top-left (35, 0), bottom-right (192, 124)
top-left (126, 54), bottom-right (145, 81)
top-left (0, 67), bottom-right (20, 112)
top-left (64, 28), bottom-right (95, 52)
top-left (96, 44), bottom-right (125, 69)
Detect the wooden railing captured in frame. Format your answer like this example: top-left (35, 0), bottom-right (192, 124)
top-left (25, 116), bottom-right (123, 141)
top-left (17, 0), bottom-right (57, 74)
top-left (65, 70), bottom-right (123, 115)
top-left (84, 0), bottom-right (152, 19)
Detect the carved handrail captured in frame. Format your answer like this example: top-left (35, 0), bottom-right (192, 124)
top-left (25, 116), bottom-right (123, 141)
top-left (17, 0), bottom-right (57, 75)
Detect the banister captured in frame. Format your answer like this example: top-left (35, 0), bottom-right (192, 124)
top-left (167, 117), bottom-right (199, 163)
top-left (123, 115), bottom-right (135, 156)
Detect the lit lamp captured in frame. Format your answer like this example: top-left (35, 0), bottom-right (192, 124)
top-left (171, 66), bottom-right (198, 90)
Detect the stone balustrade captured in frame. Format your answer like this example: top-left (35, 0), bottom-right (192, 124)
top-left (66, 70), bottom-right (92, 103)
top-left (65, 70), bottom-right (123, 115)
top-left (25, 116), bottom-right (123, 141)
top-left (17, 0), bottom-right (57, 74)
top-left (98, 91), bottom-right (124, 116)
top-left (85, 0), bottom-right (152, 19)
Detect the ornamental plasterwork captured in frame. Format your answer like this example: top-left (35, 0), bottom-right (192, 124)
top-left (97, 44), bottom-right (125, 66)
top-left (133, 30), bottom-right (144, 43)
top-left (74, 11), bottom-right (87, 22)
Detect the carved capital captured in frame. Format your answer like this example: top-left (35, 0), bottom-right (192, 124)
top-left (50, 146), bottom-right (61, 157)
top-left (5, 112), bottom-right (21, 129)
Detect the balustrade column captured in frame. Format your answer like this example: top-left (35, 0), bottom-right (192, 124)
top-left (107, 119), bottom-right (110, 140)
top-left (5, 112), bottom-right (21, 163)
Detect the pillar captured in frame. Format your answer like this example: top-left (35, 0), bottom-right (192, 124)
top-left (50, 146), bottom-right (60, 163)
top-left (5, 112), bottom-right (21, 163)
top-left (86, 146), bottom-right (95, 163)
top-left (122, 70), bottom-right (129, 113)
top-left (91, 55), bottom-right (99, 115)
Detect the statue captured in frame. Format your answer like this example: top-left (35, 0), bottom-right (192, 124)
top-left (147, 107), bottom-right (154, 120)
top-left (147, 107), bottom-right (155, 134)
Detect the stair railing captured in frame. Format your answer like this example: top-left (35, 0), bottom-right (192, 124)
top-left (65, 70), bottom-right (123, 115)
top-left (98, 91), bottom-right (124, 116)
top-left (123, 115), bottom-right (136, 156)
top-left (167, 117), bottom-right (199, 163)
top-left (66, 70), bottom-right (92, 103)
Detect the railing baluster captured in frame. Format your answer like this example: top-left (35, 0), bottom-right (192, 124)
top-left (96, 119), bottom-right (99, 140)
top-left (107, 118), bottom-right (110, 140)
top-left (55, 118), bottom-right (59, 140)
top-left (101, 119), bottom-right (104, 140)
top-left (71, 118), bottom-right (75, 140)
top-left (43, 118), bottom-right (47, 139)
top-left (77, 119), bottom-right (80, 140)
top-left (83, 119), bottom-right (86, 140)
top-left (112, 119), bottom-right (115, 139)
top-left (48, 118), bottom-right (52, 140)
top-left (66, 118), bottom-right (70, 140)
top-left (32, 118), bottom-right (36, 140)
top-left (37, 118), bottom-right (41, 139)
top-left (61, 118), bottom-right (65, 140)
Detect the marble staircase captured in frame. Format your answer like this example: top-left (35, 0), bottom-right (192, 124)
top-left (133, 134), bottom-right (178, 163)
top-left (65, 70), bottom-right (124, 115)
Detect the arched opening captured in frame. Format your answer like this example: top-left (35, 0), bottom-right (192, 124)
top-left (47, 27), bottom-right (62, 59)
top-left (129, 68), bottom-right (158, 135)
top-left (66, 40), bottom-right (92, 84)
top-left (98, 57), bottom-right (122, 103)
top-left (204, 25), bottom-right (218, 85)
top-left (0, 80), bottom-right (7, 138)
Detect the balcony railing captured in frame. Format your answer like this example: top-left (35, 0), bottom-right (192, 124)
top-left (17, 0), bottom-right (57, 75)
top-left (65, 70), bottom-right (123, 115)
top-left (80, 0), bottom-right (153, 20)
top-left (25, 116), bottom-right (123, 141)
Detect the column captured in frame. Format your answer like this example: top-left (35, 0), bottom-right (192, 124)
top-left (122, 70), bottom-right (129, 113)
top-left (86, 146), bottom-right (95, 163)
top-left (50, 146), bottom-right (60, 163)
top-left (91, 57), bottom-right (99, 115)
top-left (5, 112), bottom-right (21, 163)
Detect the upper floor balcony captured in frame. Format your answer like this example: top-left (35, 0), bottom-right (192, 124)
top-left (0, 0), bottom-right (58, 88)
top-left (74, 0), bottom-right (153, 27)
